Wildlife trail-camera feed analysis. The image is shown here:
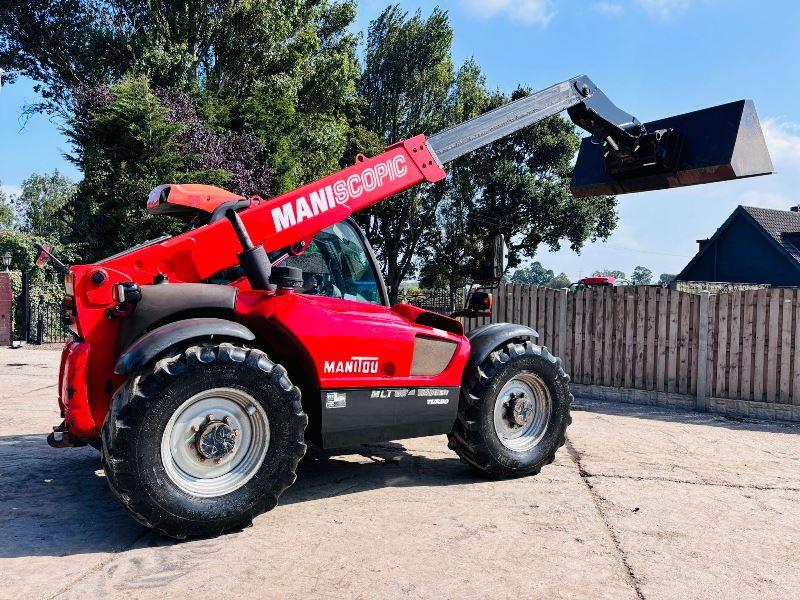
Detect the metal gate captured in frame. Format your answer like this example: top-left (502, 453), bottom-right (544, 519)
top-left (400, 289), bottom-right (462, 315)
top-left (11, 271), bottom-right (70, 344)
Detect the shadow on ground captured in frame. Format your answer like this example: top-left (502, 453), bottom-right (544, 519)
top-left (573, 397), bottom-right (800, 435)
top-left (0, 434), bottom-right (478, 560)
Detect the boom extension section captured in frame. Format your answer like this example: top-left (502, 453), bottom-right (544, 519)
top-left (427, 74), bottom-right (773, 197)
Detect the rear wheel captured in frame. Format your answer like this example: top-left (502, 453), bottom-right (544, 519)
top-left (101, 342), bottom-right (307, 539)
top-left (448, 340), bottom-right (572, 478)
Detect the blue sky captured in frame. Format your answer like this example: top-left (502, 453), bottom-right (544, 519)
top-left (2, 0), bottom-right (799, 280)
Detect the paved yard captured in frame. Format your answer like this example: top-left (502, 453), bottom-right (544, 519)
top-left (1, 346), bottom-right (799, 599)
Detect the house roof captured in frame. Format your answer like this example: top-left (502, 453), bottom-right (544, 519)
top-left (742, 206), bottom-right (800, 263)
top-left (677, 205), bottom-right (800, 280)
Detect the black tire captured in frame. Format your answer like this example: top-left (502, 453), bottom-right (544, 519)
top-left (448, 340), bottom-right (572, 478)
top-left (101, 342), bottom-right (307, 539)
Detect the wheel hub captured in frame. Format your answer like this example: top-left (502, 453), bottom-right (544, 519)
top-left (506, 393), bottom-right (533, 427)
top-left (195, 416), bottom-right (238, 460)
top-left (493, 372), bottom-right (552, 452)
top-left (161, 388), bottom-right (270, 497)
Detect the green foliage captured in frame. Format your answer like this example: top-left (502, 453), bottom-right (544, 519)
top-left (594, 269), bottom-right (627, 279)
top-left (11, 170), bottom-right (76, 243)
top-left (0, 185), bottom-right (13, 229)
top-left (510, 262), bottom-right (555, 286)
top-left (356, 5), bottom-right (455, 302)
top-left (659, 273), bottom-right (676, 285)
top-left (0, 229), bottom-right (65, 308)
top-left (417, 60), bottom-right (487, 297)
top-left (453, 85), bottom-right (617, 270)
top-left (418, 54), bottom-right (617, 297)
top-left (0, 0), bottom-right (360, 111)
top-left (2, 0), bottom-right (361, 198)
top-left (62, 77), bottom-right (195, 261)
top-left (548, 272), bottom-right (572, 289)
top-left (3, 0), bottom-right (620, 292)
top-left (630, 265), bottom-right (653, 285)
top-left (509, 262), bottom-right (571, 288)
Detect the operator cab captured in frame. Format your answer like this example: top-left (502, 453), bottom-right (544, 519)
top-left (281, 220), bottom-right (387, 305)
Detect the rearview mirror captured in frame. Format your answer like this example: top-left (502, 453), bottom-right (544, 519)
top-left (34, 244), bottom-right (52, 268)
top-left (33, 243), bottom-right (68, 273)
top-left (471, 235), bottom-right (508, 285)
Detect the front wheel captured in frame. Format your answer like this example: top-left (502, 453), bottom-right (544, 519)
top-left (448, 340), bottom-right (572, 478)
top-left (101, 342), bottom-right (307, 539)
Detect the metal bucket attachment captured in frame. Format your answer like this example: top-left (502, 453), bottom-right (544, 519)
top-left (570, 100), bottom-right (774, 198)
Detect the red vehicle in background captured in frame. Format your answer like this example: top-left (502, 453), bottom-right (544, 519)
top-left (570, 276), bottom-right (629, 290)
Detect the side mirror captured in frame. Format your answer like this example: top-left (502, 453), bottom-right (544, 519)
top-left (469, 291), bottom-right (493, 314)
top-left (470, 235), bottom-right (508, 285)
top-left (33, 243), bottom-right (68, 273)
top-left (493, 235), bottom-right (508, 278)
top-left (34, 244), bottom-right (51, 268)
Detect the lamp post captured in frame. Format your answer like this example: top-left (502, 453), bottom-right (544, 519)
top-left (1, 252), bottom-right (11, 271)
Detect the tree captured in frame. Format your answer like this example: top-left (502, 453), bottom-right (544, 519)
top-left (417, 59), bottom-right (488, 299)
top-left (511, 262), bottom-right (555, 286)
top-left (0, 186), bottom-right (13, 229)
top-left (659, 273), bottom-right (676, 285)
top-left (547, 272), bottom-right (572, 289)
top-left (356, 6), bottom-right (454, 303)
top-left (0, 229), bottom-right (66, 309)
top-left (62, 77), bottom-right (271, 261)
top-left (594, 269), bottom-right (626, 279)
top-left (11, 170), bottom-right (76, 242)
top-left (415, 61), bottom-right (617, 295)
top-left (630, 265), bottom-right (653, 285)
top-left (453, 86), bottom-right (617, 271)
top-left (1, 0), bottom-right (361, 194)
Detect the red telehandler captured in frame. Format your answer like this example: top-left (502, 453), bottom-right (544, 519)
top-left (44, 75), bottom-right (772, 538)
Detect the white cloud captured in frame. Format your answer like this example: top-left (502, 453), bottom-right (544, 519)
top-left (0, 184), bottom-right (22, 199)
top-left (761, 118), bottom-right (800, 170)
top-left (459, 0), bottom-right (555, 26)
top-left (636, 0), bottom-right (691, 20)
top-left (593, 2), bottom-right (624, 15)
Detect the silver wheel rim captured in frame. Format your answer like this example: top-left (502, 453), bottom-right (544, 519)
top-left (160, 387), bottom-right (270, 497)
top-left (493, 372), bottom-right (551, 452)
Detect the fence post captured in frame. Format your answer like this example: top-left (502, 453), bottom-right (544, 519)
top-left (558, 288), bottom-right (568, 359)
top-left (36, 312), bottom-right (44, 345)
top-left (696, 291), bottom-right (710, 412)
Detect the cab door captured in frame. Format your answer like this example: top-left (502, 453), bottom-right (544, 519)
top-left (275, 219), bottom-right (466, 447)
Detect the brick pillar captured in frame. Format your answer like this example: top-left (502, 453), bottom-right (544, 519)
top-left (0, 271), bottom-right (12, 346)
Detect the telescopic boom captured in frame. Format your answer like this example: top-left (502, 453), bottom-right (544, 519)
top-left (98, 75), bottom-right (772, 285)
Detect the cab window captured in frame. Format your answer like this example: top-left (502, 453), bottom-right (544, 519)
top-left (284, 221), bottom-right (384, 305)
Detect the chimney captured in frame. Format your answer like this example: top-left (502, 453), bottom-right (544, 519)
top-left (791, 205), bottom-right (800, 213)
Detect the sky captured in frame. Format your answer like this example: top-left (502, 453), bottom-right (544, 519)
top-left (2, 0), bottom-right (800, 281)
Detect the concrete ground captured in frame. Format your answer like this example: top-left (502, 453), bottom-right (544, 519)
top-left (1, 347), bottom-right (799, 600)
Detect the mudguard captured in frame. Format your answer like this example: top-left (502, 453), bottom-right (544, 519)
top-left (466, 323), bottom-right (540, 370)
top-left (116, 283), bottom-right (239, 353)
top-left (115, 317), bottom-right (255, 375)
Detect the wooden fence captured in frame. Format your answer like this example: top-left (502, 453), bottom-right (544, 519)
top-left (463, 284), bottom-right (800, 422)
